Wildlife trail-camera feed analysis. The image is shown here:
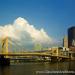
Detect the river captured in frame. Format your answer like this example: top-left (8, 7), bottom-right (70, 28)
top-left (0, 61), bottom-right (75, 75)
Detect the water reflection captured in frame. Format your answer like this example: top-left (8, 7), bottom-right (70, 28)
top-left (0, 61), bottom-right (75, 75)
top-left (0, 66), bottom-right (11, 75)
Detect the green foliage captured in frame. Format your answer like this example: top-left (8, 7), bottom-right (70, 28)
top-left (34, 43), bottom-right (42, 50)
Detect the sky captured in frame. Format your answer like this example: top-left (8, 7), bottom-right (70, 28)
top-left (0, 0), bottom-right (75, 50)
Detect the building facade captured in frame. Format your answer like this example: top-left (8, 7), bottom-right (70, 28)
top-left (68, 26), bottom-right (75, 48)
top-left (68, 26), bottom-right (75, 60)
top-left (63, 36), bottom-right (68, 48)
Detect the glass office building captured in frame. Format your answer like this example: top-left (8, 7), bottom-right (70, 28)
top-left (68, 26), bottom-right (75, 48)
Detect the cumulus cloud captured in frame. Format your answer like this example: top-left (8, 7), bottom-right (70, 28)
top-left (0, 17), bottom-right (59, 51)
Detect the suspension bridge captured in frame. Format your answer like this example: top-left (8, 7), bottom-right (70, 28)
top-left (0, 37), bottom-right (71, 66)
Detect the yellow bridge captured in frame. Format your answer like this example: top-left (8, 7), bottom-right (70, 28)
top-left (0, 37), bottom-right (71, 66)
top-left (0, 52), bottom-right (70, 59)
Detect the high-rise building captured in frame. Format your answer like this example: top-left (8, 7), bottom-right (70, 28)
top-left (68, 26), bottom-right (75, 60)
top-left (68, 26), bottom-right (75, 48)
top-left (63, 36), bottom-right (68, 48)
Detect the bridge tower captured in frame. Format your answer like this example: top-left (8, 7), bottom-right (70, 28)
top-left (0, 37), bottom-right (10, 66)
top-left (1, 37), bottom-right (8, 54)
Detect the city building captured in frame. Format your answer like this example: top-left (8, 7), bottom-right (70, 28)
top-left (68, 26), bottom-right (75, 48)
top-left (63, 36), bottom-right (68, 48)
top-left (68, 26), bottom-right (75, 60)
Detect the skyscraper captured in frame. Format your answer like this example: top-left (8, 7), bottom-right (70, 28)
top-left (68, 27), bottom-right (75, 60)
top-left (63, 36), bottom-right (68, 48)
top-left (68, 26), bottom-right (75, 48)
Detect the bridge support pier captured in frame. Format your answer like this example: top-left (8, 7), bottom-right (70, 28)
top-left (0, 55), bottom-right (10, 66)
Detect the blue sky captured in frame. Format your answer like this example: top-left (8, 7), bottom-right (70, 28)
top-left (0, 0), bottom-right (75, 41)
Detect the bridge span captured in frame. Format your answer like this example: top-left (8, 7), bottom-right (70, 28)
top-left (0, 37), bottom-right (71, 66)
top-left (0, 52), bottom-right (70, 59)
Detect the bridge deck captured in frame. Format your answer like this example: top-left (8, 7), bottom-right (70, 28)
top-left (0, 53), bottom-right (70, 59)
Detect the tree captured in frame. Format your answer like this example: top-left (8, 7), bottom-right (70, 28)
top-left (34, 43), bottom-right (42, 50)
